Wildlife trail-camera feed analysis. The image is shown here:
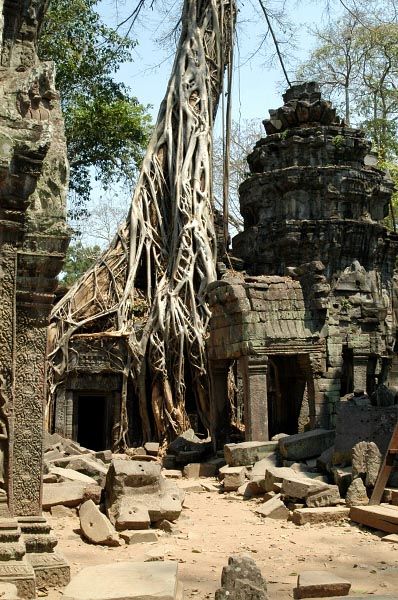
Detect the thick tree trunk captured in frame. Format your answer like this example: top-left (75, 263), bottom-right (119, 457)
top-left (48, 0), bottom-right (236, 449)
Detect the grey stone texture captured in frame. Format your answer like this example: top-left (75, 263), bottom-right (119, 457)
top-left (208, 82), bottom-right (398, 450)
top-left (351, 441), bottom-right (381, 487)
top-left (105, 459), bottom-right (182, 531)
top-left (294, 571), bottom-right (351, 599)
top-left (279, 430), bottom-right (336, 462)
top-left (79, 500), bottom-right (120, 546)
top-left (224, 442), bottom-right (277, 466)
top-left (215, 556), bottom-right (268, 600)
top-left (345, 478), bottom-right (369, 507)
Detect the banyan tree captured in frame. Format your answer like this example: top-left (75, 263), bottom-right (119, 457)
top-left (48, 0), bottom-right (236, 451)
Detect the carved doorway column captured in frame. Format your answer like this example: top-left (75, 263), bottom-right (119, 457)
top-left (240, 354), bottom-right (269, 441)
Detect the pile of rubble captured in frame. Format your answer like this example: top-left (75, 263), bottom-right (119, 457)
top-left (43, 434), bottom-right (183, 546)
top-left (216, 426), bottom-right (398, 527)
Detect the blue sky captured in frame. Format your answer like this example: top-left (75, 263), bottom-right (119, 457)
top-left (98, 1), bottom-right (336, 123)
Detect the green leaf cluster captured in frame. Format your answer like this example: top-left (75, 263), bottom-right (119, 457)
top-left (60, 241), bottom-right (102, 287)
top-left (39, 0), bottom-right (152, 221)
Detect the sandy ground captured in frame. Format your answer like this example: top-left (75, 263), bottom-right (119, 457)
top-left (46, 482), bottom-right (398, 599)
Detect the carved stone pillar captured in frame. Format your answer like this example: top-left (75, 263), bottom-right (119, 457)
top-left (240, 354), bottom-right (269, 441)
top-left (210, 360), bottom-right (231, 450)
top-left (353, 354), bottom-right (368, 393)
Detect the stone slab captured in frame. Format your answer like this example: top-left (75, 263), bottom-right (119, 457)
top-left (255, 495), bottom-right (289, 519)
top-left (279, 430), bottom-right (336, 461)
top-left (43, 483), bottom-right (87, 509)
top-left (120, 531), bottom-right (158, 544)
top-left (294, 571), bottom-right (351, 599)
top-left (79, 500), bottom-right (120, 546)
top-left (381, 533), bottom-right (398, 543)
top-left (224, 441), bottom-right (277, 466)
top-left (292, 507), bottom-right (350, 526)
top-left (183, 463), bottom-right (217, 478)
top-left (50, 467), bottom-right (98, 485)
top-left (63, 561), bottom-right (179, 600)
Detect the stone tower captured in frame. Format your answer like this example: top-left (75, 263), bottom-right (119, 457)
top-left (208, 83), bottom-right (398, 446)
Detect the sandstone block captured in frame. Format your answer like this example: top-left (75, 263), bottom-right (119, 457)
top-left (111, 497), bottom-right (151, 531)
top-left (281, 475), bottom-right (327, 500)
top-left (224, 441), bottom-right (277, 466)
top-left (120, 531), bottom-right (158, 544)
top-left (255, 495), bottom-right (289, 519)
top-left (43, 483), bottom-right (87, 509)
top-left (292, 507), bottom-right (350, 525)
top-left (294, 571), bottom-right (351, 599)
top-left (279, 429), bottom-right (336, 461)
top-left (49, 467), bottom-right (98, 485)
top-left (317, 447), bottom-right (334, 473)
top-left (79, 500), bottom-right (120, 546)
top-left (183, 462), bottom-right (217, 478)
top-left (144, 442), bottom-right (160, 456)
top-left (345, 478), bottom-right (369, 507)
top-left (52, 455), bottom-right (108, 486)
top-left (63, 561), bottom-right (180, 600)
top-left (50, 505), bottom-right (76, 518)
top-left (162, 470), bottom-right (182, 479)
top-left (237, 479), bottom-right (263, 498)
top-left (216, 555), bottom-right (268, 600)
top-left (250, 454), bottom-right (279, 479)
top-left (223, 467), bottom-right (248, 491)
top-left (262, 466), bottom-right (297, 492)
top-left (331, 467), bottom-right (352, 496)
top-left (306, 485), bottom-right (341, 508)
top-left (177, 481), bottom-right (204, 493)
top-left (352, 441), bottom-right (381, 487)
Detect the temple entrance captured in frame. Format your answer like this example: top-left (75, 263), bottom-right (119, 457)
top-left (267, 355), bottom-right (309, 438)
top-left (76, 394), bottom-right (108, 451)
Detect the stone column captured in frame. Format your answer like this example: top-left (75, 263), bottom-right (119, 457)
top-left (240, 354), bottom-right (269, 441)
top-left (210, 360), bottom-right (231, 450)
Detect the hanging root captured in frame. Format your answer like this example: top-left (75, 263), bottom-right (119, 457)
top-left (48, 0), bottom-right (236, 449)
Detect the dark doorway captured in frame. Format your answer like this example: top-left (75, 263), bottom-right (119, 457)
top-left (77, 395), bottom-right (107, 451)
top-left (340, 345), bottom-right (354, 396)
top-left (267, 355), bottom-right (309, 438)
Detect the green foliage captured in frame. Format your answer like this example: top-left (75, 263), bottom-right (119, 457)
top-left (60, 242), bottom-right (102, 286)
top-left (39, 0), bottom-right (152, 222)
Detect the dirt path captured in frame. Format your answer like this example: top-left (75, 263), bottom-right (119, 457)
top-left (47, 482), bottom-right (398, 599)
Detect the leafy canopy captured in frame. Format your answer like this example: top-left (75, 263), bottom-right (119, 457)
top-left (39, 0), bottom-right (152, 222)
top-left (60, 242), bottom-right (102, 287)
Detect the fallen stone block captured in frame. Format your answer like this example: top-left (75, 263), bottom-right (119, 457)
top-left (279, 429), bottom-right (336, 461)
top-left (292, 507), bottom-right (350, 526)
top-left (223, 467), bottom-right (248, 491)
top-left (281, 475), bottom-right (327, 500)
top-left (345, 478), bottom-right (369, 507)
top-left (317, 447), bottom-right (334, 473)
top-left (63, 561), bottom-right (180, 600)
top-left (43, 472), bottom-right (59, 484)
top-left (262, 466), bottom-right (297, 492)
top-left (44, 449), bottom-right (65, 463)
top-left (293, 571), bottom-right (351, 599)
top-left (237, 479), bottom-right (263, 498)
top-left (183, 462), bottom-right (217, 478)
top-left (145, 442), bottom-right (160, 456)
top-left (331, 467), bottom-right (352, 496)
top-left (224, 441), bottom-right (277, 467)
top-left (94, 450), bottom-right (112, 463)
top-left (79, 500), bottom-right (120, 546)
top-left (200, 481), bottom-right (220, 493)
top-left (43, 483), bottom-right (93, 509)
top-left (255, 495), bottom-right (289, 519)
top-left (177, 481), bottom-right (204, 493)
top-left (111, 497), bottom-right (151, 531)
top-left (306, 485), bottom-right (341, 508)
top-left (250, 454), bottom-right (279, 479)
top-left (215, 555), bottom-right (268, 600)
top-left (120, 530), bottom-right (158, 544)
top-left (51, 455), bottom-right (108, 486)
top-left (49, 467), bottom-right (98, 485)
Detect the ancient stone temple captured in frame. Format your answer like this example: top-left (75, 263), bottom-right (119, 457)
top-left (208, 82), bottom-right (398, 446)
top-left (0, 1), bottom-right (70, 595)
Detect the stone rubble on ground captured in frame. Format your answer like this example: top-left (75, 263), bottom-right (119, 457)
top-left (79, 500), bottom-right (121, 546)
top-left (215, 555), bottom-right (268, 600)
top-left (293, 571), bottom-right (351, 599)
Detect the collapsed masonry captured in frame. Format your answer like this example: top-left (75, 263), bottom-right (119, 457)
top-left (0, 0), bottom-right (70, 595)
top-left (208, 82), bottom-right (398, 447)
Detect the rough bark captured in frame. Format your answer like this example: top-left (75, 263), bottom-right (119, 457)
top-left (48, 0), bottom-right (236, 450)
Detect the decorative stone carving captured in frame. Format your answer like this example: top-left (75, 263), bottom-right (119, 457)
top-left (0, 0), bottom-right (70, 593)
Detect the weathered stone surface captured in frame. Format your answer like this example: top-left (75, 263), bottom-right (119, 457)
top-left (351, 441), bottom-right (381, 487)
top-left (281, 476), bottom-right (327, 500)
top-left (237, 479), bottom-right (263, 498)
top-left (144, 443), bottom-right (160, 456)
top-left (49, 467), bottom-right (98, 486)
top-left (292, 507), bottom-right (350, 525)
top-left (43, 483), bottom-right (90, 509)
top-left (306, 485), bottom-right (341, 508)
top-left (345, 478), bottom-right (369, 507)
top-left (79, 500), bottom-right (120, 546)
top-left (224, 442), bottom-right (277, 467)
top-left (50, 506), bottom-right (76, 518)
top-left (51, 456), bottom-right (108, 486)
top-left (279, 430), bottom-right (336, 461)
top-left (333, 402), bottom-right (398, 464)
top-left (255, 495), bottom-right (289, 519)
top-left (294, 571), bottom-right (351, 599)
top-left (223, 467), bottom-right (248, 491)
top-left (177, 481), bottom-right (204, 493)
top-left (112, 498), bottom-right (151, 531)
top-left (250, 455), bottom-right (279, 479)
top-left (183, 463), bottom-right (217, 478)
top-left (63, 561), bottom-right (180, 600)
top-left (120, 531), bottom-right (158, 544)
top-left (317, 447), bottom-right (334, 473)
top-left (215, 555), bottom-right (268, 600)
top-left (262, 466), bottom-right (298, 492)
top-left (163, 470), bottom-right (183, 479)
top-left (332, 467), bottom-right (352, 497)
top-left (0, 583), bottom-right (18, 599)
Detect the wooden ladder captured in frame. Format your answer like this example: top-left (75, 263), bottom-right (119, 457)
top-left (369, 422), bottom-right (398, 505)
